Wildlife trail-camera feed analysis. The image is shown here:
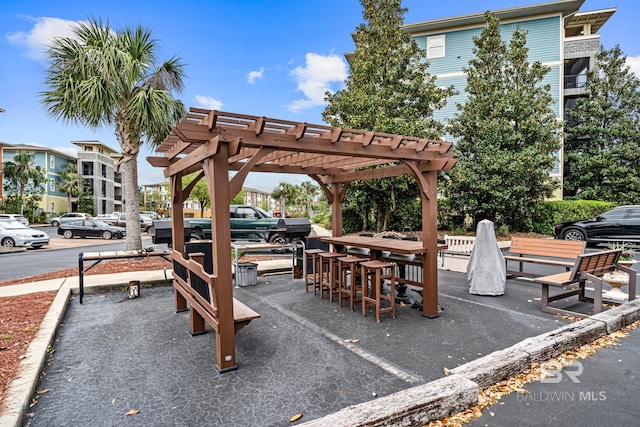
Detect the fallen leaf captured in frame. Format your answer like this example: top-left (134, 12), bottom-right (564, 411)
top-left (443, 367), bottom-right (450, 375)
top-left (372, 391), bottom-right (377, 397)
top-left (125, 409), bottom-right (139, 416)
top-left (289, 413), bottom-right (303, 422)
top-left (112, 399), bottom-right (116, 404)
top-left (36, 389), bottom-right (51, 395)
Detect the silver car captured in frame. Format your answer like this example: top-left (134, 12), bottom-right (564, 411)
top-left (50, 212), bottom-right (92, 227)
top-left (0, 214), bottom-right (29, 226)
top-left (0, 220), bottom-right (50, 248)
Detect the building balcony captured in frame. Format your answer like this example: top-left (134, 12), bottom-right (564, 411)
top-left (564, 74), bottom-right (588, 89)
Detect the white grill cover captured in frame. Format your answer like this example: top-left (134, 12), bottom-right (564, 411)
top-left (467, 219), bottom-right (506, 296)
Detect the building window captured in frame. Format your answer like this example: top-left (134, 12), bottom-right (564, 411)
top-left (84, 146), bottom-right (93, 151)
top-left (49, 155), bottom-right (55, 169)
top-left (102, 164), bottom-right (107, 178)
top-left (49, 178), bottom-right (56, 192)
top-left (50, 202), bottom-right (55, 213)
top-left (82, 161), bottom-right (93, 176)
top-left (427, 35), bottom-right (445, 58)
top-left (101, 179), bottom-right (107, 197)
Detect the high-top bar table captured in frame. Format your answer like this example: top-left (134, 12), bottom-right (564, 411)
top-left (321, 235), bottom-right (447, 317)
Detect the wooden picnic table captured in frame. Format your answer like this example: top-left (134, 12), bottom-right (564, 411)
top-left (78, 249), bottom-right (171, 303)
top-left (321, 235), bottom-right (447, 317)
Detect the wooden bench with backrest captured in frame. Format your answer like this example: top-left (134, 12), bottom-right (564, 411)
top-left (505, 237), bottom-right (586, 279)
top-left (533, 249), bottom-right (636, 318)
top-left (170, 251), bottom-right (260, 336)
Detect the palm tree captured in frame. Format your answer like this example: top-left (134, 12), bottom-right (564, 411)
top-left (57, 162), bottom-right (83, 213)
top-left (41, 19), bottom-right (186, 250)
top-left (300, 181), bottom-right (318, 217)
top-left (271, 182), bottom-right (298, 217)
top-left (3, 151), bottom-right (46, 215)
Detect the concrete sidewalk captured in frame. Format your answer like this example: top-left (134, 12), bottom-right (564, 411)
top-left (2, 258), bottom-right (639, 426)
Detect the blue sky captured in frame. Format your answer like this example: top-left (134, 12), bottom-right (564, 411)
top-left (1, 0), bottom-right (638, 192)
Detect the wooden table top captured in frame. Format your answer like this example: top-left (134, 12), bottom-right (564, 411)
top-left (321, 235), bottom-right (446, 255)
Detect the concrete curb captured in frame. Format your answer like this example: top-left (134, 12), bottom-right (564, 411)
top-left (300, 374), bottom-right (478, 427)
top-left (301, 300), bottom-right (640, 426)
top-left (0, 287), bottom-right (71, 427)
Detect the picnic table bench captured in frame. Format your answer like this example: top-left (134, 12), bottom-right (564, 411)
top-left (505, 237), bottom-right (586, 279)
top-left (533, 249), bottom-right (637, 318)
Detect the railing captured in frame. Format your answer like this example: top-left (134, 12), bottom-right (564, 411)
top-left (564, 74), bottom-right (588, 89)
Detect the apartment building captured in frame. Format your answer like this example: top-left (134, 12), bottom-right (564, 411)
top-left (401, 0), bottom-right (614, 197)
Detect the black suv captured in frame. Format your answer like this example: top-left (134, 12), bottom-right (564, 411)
top-left (553, 205), bottom-right (640, 245)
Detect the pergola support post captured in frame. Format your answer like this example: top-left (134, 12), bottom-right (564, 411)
top-left (203, 144), bottom-right (237, 373)
top-left (170, 172), bottom-right (187, 312)
top-left (419, 171), bottom-right (439, 318)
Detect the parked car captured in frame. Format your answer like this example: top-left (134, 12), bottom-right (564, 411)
top-left (0, 214), bottom-right (29, 226)
top-left (94, 213), bottom-right (119, 221)
top-left (0, 220), bottom-right (49, 248)
top-left (50, 212), bottom-right (92, 227)
top-left (553, 205), bottom-right (640, 245)
top-left (102, 213), bottom-right (153, 232)
top-left (57, 219), bottom-right (126, 240)
top-left (140, 211), bottom-right (160, 220)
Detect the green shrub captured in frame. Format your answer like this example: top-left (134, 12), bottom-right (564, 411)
top-left (496, 224), bottom-right (509, 237)
top-left (311, 210), bottom-right (332, 230)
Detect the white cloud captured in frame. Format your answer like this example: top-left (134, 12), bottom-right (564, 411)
top-left (194, 95), bottom-right (223, 110)
top-left (7, 16), bottom-right (82, 61)
top-left (627, 55), bottom-right (640, 78)
top-left (247, 67), bottom-right (264, 84)
top-left (287, 52), bottom-right (347, 112)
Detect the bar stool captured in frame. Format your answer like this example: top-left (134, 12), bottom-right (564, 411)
top-left (337, 255), bottom-right (369, 311)
top-left (319, 252), bottom-right (343, 302)
top-left (304, 249), bottom-right (325, 294)
top-left (361, 260), bottom-right (396, 322)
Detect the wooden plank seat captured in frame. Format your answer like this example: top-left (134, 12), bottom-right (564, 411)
top-left (505, 237), bottom-right (586, 279)
top-left (171, 251), bottom-right (260, 336)
top-left (533, 249), bottom-right (637, 318)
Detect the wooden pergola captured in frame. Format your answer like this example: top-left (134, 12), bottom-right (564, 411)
top-left (148, 109), bottom-right (457, 372)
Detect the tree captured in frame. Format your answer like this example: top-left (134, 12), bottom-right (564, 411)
top-left (2, 151), bottom-right (47, 215)
top-left (322, 0), bottom-right (452, 232)
top-left (41, 19), bottom-right (186, 250)
top-left (300, 181), bottom-right (319, 217)
top-left (77, 180), bottom-right (95, 214)
top-left (271, 182), bottom-right (298, 216)
top-left (564, 45), bottom-right (640, 204)
top-left (230, 189), bottom-right (247, 205)
top-left (57, 162), bottom-right (83, 212)
top-left (445, 12), bottom-right (561, 231)
top-left (183, 173), bottom-right (211, 217)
